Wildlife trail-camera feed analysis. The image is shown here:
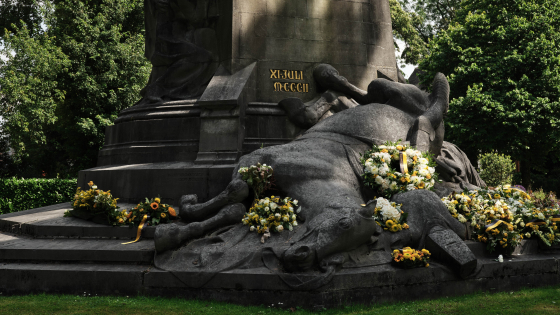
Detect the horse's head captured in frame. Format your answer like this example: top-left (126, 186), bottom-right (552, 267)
top-left (282, 200), bottom-right (381, 272)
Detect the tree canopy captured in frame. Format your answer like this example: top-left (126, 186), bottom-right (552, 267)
top-left (420, 0), bottom-right (560, 188)
top-left (0, 0), bottom-right (150, 177)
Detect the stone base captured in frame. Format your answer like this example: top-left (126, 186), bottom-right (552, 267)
top-left (2, 204), bottom-right (560, 309)
top-left (78, 162), bottom-right (234, 204)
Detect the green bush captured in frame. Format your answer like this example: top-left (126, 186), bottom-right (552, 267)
top-left (0, 178), bottom-right (77, 214)
top-left (478, 153), bottom-right (516, 187)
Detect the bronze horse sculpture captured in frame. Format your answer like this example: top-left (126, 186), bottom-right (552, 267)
top-left (154, 65), bottom-right (479, 281)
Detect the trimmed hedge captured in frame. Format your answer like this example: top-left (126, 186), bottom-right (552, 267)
top-left (0, 178), bottom-right (77, 215)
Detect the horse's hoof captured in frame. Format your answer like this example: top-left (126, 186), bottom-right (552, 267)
top-left (154, 224), bottom-right (183, 253)
top-left (180, 194), bottom-right (198, 205)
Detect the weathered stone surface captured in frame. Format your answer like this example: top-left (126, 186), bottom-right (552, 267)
top-left (0, 233), bottom-right (154, 263)
top-left (86, 0), bottom-right (398, 203)
top-left (425, 227), bottom-right (477, 278)
top-left (0, 203), bottom-right (157, 239)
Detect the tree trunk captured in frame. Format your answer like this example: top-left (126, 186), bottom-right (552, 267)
top-left (520, 160), bottom-right (531, 190)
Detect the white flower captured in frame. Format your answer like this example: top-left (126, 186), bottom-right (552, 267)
top-left (381, 180), bottom-right (390, 190)
top-left (419, 158), bottom-right (428, 165)
top-left (293, 200), bottom-right (298, 205)
top-left (538, 212), bottom-right (545, 220)
top-left (458, 214), bottom-right (467, 223)
top-left (276, 225), bottom-right (284, 232)
top-left (375, 176), bottom-right (384, 185)
top-left (498, 255), bottom-right (503, 263)
top-left (288, 207), bottom-right (294, 212)
top-left (288, 224), bottom-right (293, 231)
top-left (407, 184), bottom-right (416, 191)
top-left (265, 207), bottom-right (270, 212)
top-left (291, 215), bottom-right (296, 221)
top-left (371, 166), bottom-right (379, 175)
top-left (389, 181), bottom-right (398, 191)
top-left (250, 226), bottom-right (255, 231)
top-left (260, 219), bottom-right (267, 225)
top-left (283, 216), bottom-right (289, 222)
top-left (525, 232), bottom-right (531, 238)
top-left (293, 221), bottom-right (298, 226)
top-left (275, 213), bottom-right (281, 219)
top-left (270, 203), bottom-right (278, 210)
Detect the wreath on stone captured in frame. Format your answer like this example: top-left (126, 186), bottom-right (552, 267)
top-left (361, 140), bottom-right (438, 198)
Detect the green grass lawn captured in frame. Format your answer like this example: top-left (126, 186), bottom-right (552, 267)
top-left (1, 285), bottom-right (560, 315)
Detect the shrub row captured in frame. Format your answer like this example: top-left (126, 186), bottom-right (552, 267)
top-left (0, 178), bottom-right (77, 215)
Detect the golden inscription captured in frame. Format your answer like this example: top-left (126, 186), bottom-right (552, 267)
top-left (270, 69), bottom-right (303, 80)
top-left (270, 69), bottom-right (308, 93)
top-left (273, 82), bottom-right (309, 93)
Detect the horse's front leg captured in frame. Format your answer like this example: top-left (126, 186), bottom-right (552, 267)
top-left (154, 203), bottom-right (246, 253)
top-left (179, 178), bottom-right (249, 222)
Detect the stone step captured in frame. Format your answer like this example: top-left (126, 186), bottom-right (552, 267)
top-left (0, 232), bottom-right (154, 264)
top-left (0, 262), bottom-right (151, 296)
top-left (0, 203), bottom-right (156, 239)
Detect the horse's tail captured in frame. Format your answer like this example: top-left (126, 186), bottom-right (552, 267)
top-left (425, 73), bottom-right (450, 129)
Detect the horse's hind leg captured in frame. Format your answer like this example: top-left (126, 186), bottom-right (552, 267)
top-left (179, 178), bottom-right (249, 222)
top-left (155, 203), bottom-right (246, 253)
top-left (425, 226), bottom-right (477, 278)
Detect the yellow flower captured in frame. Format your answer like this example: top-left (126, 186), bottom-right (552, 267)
top-left (390, 225), bottom-right (400, 232)
top-left (386, 220), bottom-right (395, 228)
top-left (88, 181), bottom-right (94, 187)
top-left (154, 198), bottom-right (161, 204)
top-left (396, 145), bottom-right (403, 151)
top-left (426, 174), bottom-right (432, 180)
top-left (118, 218), bottom-right (124, 224)
top-left (421, 249), bottom-right (430, 255)
top-left (418, 182), bottom-right (425, 189)
top-left (403, 223), bottom-right (410, 229)
top-left (161, 213), bottom-right (166, 218)
top-left (494, 194), bottom-right (501, 199)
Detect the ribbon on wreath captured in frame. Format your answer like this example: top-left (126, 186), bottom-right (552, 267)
top-left (485, 219), bottom-right (513, 233)
top-left (122, 214), bottom-right (149, 245)
top-left (525, 219), bottom-right (547, 229)
top-left (399, 152), bottom-right (408, 174)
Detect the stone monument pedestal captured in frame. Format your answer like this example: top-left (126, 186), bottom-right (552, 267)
top-left (78, 0), bottom-right (398, 204)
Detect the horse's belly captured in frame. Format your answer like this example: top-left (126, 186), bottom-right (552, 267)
top-left (308, 104), bottom-right (415, 144)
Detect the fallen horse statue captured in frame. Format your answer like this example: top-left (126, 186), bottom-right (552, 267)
top-left (153, 66), bottom-right (483, 289)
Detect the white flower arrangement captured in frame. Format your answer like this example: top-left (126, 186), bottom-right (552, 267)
top-left (361, 141), bottom-right (438, 198)
top-left (372, 197), bottom-right (409, 233)
top-left (242, 196), bottom-right (300, 235)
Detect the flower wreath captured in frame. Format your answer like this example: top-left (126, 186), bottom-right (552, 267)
top-left (361, 140), bottom-right (438, 198)
top-left (442, 186), bottom-right (560, 253)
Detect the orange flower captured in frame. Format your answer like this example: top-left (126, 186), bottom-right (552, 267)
top-left (150, 202), bottom-right (159, 210)
top-left (126, 211), bottom-right (132, 218)
top-left (168, 207), bottom-right (177, 217)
